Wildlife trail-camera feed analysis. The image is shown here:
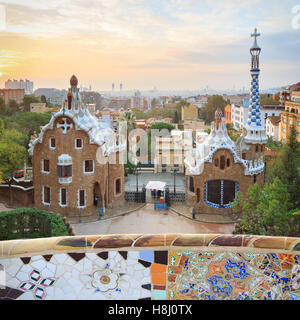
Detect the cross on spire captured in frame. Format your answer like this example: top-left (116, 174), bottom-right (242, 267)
top-left (251, 27), bottom-right (260, 41)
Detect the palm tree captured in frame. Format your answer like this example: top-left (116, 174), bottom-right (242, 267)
top-left (121, 110), bottom-right (137, 132)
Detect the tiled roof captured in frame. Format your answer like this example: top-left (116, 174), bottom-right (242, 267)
top-left (267, 116), bottom-right (281, 126)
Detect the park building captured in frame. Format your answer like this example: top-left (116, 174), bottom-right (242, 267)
top-left (28, 75), bottom-right (126, 218)
top-left (184, 28), bottom-right (267, 215)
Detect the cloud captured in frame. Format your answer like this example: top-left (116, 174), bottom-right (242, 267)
top-left (0, 0), bottom-right (299, 89)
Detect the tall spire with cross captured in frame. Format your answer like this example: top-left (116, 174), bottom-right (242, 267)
top-left (247, 27), bottom-right (262, 127)
top-left (244, 28), bottom-right (267, 144)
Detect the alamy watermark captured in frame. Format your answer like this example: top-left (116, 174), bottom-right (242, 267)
top-left (94, 121), bottom-right (208, 176)
top-left (292, 5), bottom-right (300, 30)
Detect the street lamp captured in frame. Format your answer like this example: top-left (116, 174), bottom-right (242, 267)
top-left (171, 168), bottom-right (179, 193)
top-left (136, 162), bottom-right (141, 192)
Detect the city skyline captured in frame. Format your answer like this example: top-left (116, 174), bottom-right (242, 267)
top-left (0, 0), bottom-right (299, 91)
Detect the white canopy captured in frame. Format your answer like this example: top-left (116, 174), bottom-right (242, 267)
top-left (145, 181), bottom-right (166, 191)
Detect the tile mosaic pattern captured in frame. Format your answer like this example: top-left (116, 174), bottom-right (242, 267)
top-left (167, 251), bottom-right (300, 300)
top-left (0, 234), bottom-right (299, 300)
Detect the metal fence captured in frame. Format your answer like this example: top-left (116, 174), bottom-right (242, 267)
top-left (165, 188), bottom-right (186, 206)
top-left (125, 188), bottom-right (146, 203)
top-left (168, 192), bottom-right (186, 202)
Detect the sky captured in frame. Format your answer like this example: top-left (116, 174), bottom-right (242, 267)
top-left (0, 0), bottom-right (299, 91)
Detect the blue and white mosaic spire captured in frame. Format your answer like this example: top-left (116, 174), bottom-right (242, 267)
top-left (247, 28), bottom-right (262, 127)
top-left (244, 28), bottom-right (267, 144)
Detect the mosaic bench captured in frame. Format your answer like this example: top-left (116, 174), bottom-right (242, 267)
top-left (0, 233), bottom-right (299, 300)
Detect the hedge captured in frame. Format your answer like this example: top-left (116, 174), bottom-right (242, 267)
top-left (0, 208), bottom-right (70, 240)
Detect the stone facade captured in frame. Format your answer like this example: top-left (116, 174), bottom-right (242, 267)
top-left (185, 146), bottom-right (264, 214)
top-left (29, 76), bottom-right (126, 217)
top-left (184, 30), bottom-right (267, 215)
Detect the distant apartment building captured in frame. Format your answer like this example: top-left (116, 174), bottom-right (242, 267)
top-left (97, 109), bottom-right (125, 131)
top-left (34, 88), bottom-right (68, 105)
top-left (266, 116), bottom-right (281, 141)
top-left (223, 94), bottom-right (248, 105)
top-left (181, 103), bottom-right (198, 121)
top-left (5, 79), bottom-right (34, 95)
top-left (185, 96), bottom-right (204, 108)
top-left (109, 97), bottom-right (131, 109)
top-left (231, 99), bottom-right (284, 130)
top-left (224, 104), bottom-right (232, 125)
top-left (30, 102), bottom-right (47, 113)
top-left (276, 82), bottom-right (300, 105)
top-left (280, 91), bottom-right (300, 142)
top-left (154, 130), bottom-right (193, 174)
top-left (80, 91), bottom-right (102, 109)
top-left (0, 88), bottom-right (24, 104)
top-left (130, 91), bottom-right (150, 109)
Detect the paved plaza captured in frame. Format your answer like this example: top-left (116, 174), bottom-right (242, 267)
top-left (71, 203), bottom-right (235, 235)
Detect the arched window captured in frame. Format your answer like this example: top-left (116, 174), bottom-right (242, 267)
top-left (255, 145), bottom-right (259, 153)
top-left (253, 175), bottom-right (257, 183)
top-left (220, 156), bottom-right (225, 170)
top-left (242, 153), bottom-right (246, 160)
top-left (196, 188), bottom-right (200, 203)
top-left (214, 158), bottom-right (219, 167)
top-left (189, 176), bottom-right (194, 193)
top-left (115, 178), bottom-right (121, 195)
top-left (227, 158), bottom-right (230, 167)
top-left (205, 180), bottom-right (239, 208)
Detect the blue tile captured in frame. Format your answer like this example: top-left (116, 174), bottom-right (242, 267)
top-left (139, 251), bottom-right (154, 263)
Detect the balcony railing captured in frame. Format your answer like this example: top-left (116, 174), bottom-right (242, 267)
top-left (58, 176), bottom-right (72, 184)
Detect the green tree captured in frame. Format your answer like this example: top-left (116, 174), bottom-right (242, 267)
top-left (266, 136), bottom-right (283, 150)
top-left (14, 111), bottom-right (52, 138)
top-left (0, 118), bottom-right (27, 204)
top-left (260, 94), bottom-right (280, 106)
top-left (0, 97), bottom-right (7, 115)
top-left (40, 95), bottom-right (47, 104)
top-left (226, 124), bottom-right (242, 142)
top-left (200, 95), bottom-right (227, 123)
top-left (173, 110), bottom-right (179, 124)
top-left (150, 122), bottom-right (175, 132)
top-left (22, 94), bottom-right (41, 112)
top-left (121, 110), bottom-right (137, 132)
top-left (232, 178), bottom-right (292, 236)
top-left (7, 99), bottom-right (20, 116)
top-left (267, 125), bottom-right (300, 208)
top-left (131, 108), bottom-right (146, 120)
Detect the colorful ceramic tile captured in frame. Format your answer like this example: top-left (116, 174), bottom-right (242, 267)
top-left (139, 251), bottom-right (154, 263)
top-left (153, 289), bottom-right (166, 300)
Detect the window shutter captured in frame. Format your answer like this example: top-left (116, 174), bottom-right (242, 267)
top-left (57, 166), bottom-right (62, 177)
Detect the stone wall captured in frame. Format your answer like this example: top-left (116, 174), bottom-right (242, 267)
top-left (0, 233), bottom-right (299, 300)
top-left (186, 148), bottom-right (264, 214)
top-left (32, 115), bottom-right (124, 216)
top-left (0, 185), bottom-right (34, 207)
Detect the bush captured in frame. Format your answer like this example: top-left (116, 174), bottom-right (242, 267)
top-left (0, 208), bottom-right (70, 240)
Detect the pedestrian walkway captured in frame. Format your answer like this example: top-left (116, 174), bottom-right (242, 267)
top-left (170, 203), bottom-right (237, 224)
top-left (71, 203), bottom-right (235, 235)
top-left (65, 202), bottom-right (146, 223)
